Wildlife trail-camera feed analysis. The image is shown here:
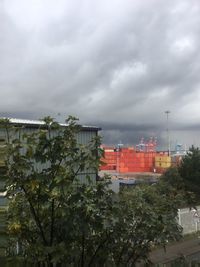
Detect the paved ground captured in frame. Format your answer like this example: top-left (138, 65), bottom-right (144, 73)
top-left (150, 237), bottom-right (200, 264)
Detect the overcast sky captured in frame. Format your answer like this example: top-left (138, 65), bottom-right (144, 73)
top-left (1, 0), bottom-right (200, 149)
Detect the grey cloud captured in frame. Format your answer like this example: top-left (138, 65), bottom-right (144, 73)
top-left (1, 0), bottom-right (200, 147)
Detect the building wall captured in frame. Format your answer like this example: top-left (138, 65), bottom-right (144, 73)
top-left (0, 125), bottom-right (98, 182)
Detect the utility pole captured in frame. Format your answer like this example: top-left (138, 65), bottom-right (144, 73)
top-left (165, 110), bottom-right (170, 156)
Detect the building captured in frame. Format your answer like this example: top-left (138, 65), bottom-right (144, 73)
top-left (0, 118), bottom-right (101, 256)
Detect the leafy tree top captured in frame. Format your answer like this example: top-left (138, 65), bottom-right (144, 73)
top-left (178, 146), bottom-right (200, 202)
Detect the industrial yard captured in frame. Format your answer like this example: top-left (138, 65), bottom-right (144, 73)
top-left (100, 138), bottom-right (186, 175)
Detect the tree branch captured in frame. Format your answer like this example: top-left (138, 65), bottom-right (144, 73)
top-left (116, 241), bottom-right (130, 266)
top-left (88, 235), bottom-right (109, 267)
top-left (81, 231), bottom-right (85, 267)
top-left (50, 199), bottom-right (55, 246)
top-left (21, 185), bottom-right (48, 246)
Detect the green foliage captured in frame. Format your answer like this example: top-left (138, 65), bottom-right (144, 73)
top-left (3, 116), bottom-right (182, 266)
top-left (5, 116), bottom-right (103, 266)
top-left (160, 167), bottom-right (183, 189)
top-left (160, 147), bottom-right (200, 206)
top-left (178, 146), bottom-right (200, 200)
top-left (113, 185), bottom-right (182, 265)
top-left (161, 146), bottom-right (200, 206)
top-left (158, 167), bottom-right (189, 207)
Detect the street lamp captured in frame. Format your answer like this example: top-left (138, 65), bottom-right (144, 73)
top-left (165, 110), bottom-right (170, 156)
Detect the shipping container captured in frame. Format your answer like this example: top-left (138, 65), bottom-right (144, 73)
top-left (155, 161), bottom-right (171, 168)
top-left (100, 145), bottom-right (175, 174)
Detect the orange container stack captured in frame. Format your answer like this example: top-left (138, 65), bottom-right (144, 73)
top-left (100, 145), bottom-right (157, 173)
top-left (100, 139), bottom-right (177, 174)
top-left (118, 147), bottom-right (136, 173)
top-left (113, 147), bottom-right (157, 173)
top-left (100, 146), bottom-right (117, 171)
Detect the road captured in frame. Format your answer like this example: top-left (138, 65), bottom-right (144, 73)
top-left (150, 237), bottom-right (200, 264)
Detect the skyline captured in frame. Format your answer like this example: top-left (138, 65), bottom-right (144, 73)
top-left (1, 0), bottom-right (200, 149)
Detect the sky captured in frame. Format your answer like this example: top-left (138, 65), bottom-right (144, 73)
top-left (1, 0), bottom-right (200, 150)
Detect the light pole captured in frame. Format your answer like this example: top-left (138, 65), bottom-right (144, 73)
top-left (165, 110), bottom-right (170, 156)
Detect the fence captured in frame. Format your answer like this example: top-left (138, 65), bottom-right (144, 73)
top-left (178, 206), bottom-right (200, 235)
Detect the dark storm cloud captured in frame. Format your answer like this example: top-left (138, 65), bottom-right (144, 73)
top-left (1, 0), bottom-right (200, 147)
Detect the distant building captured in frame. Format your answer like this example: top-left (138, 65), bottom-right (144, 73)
top-left (0, 118), bottom-right (101, 184)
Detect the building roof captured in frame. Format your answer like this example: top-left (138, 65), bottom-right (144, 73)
top-left (1, 118), bottom-right (101, 131)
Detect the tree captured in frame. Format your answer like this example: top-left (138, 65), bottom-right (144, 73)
top-left (4, 116), bottom-right (103, 266)
top-left (2, 117), bottom-right (182, 266)
top-left (159, 147), bottom-right (200, 206)
top-left (111, 185), bottom-right (182, 265)
top-left (178, 146), bottom-right (200, 203)
top-left (158, 167), bottom-right (187, 205)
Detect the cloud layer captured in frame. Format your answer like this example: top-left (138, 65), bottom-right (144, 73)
top-left (1, 0), bottom-right (200, 149)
